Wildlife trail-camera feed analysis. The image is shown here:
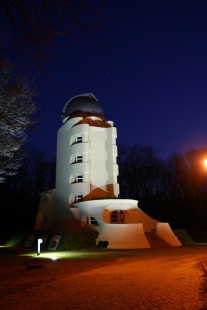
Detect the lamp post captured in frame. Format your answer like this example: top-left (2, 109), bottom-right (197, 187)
top-left (37, 239), bottom-right (43, 256)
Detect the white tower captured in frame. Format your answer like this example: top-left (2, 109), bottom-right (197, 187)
top-left (35, 93), bottom-right (182, 249)
top-left (55, 93), bottom-right (119, 208)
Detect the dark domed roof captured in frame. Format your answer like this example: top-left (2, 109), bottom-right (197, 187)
top-left (61, 93), bottom-right (104, 119)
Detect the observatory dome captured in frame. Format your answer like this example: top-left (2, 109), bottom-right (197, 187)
top-left (61, 93), bottom-right (104, 119)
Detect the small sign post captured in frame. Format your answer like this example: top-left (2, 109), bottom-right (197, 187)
top-left (37, 239), bottom-right (43, 256)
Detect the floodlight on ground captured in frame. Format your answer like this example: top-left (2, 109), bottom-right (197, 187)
top-left (37, 239), bottom-right (43, 256)
top-left (21, 251), bottom-right (92, 260)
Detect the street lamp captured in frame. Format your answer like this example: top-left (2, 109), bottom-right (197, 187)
top-left (37, 239), bottom-right (43, 256)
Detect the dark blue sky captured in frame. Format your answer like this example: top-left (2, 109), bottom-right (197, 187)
top-left (28, 0), bottom-right (207, 159)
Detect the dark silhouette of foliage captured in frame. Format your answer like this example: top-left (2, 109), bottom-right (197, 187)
top-left (118, 144), bottom-right (207, 230)
top-left (0, 57), bottom-right (37, 182)
top-left (0, 147), bottom-right (55, 231)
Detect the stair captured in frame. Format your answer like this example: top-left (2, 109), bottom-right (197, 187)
top-left (145, 232), bottom-right (173, 248)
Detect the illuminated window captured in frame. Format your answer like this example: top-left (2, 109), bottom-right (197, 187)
top-left (110, 210), bottom-right (125, 224)
top-left (74, 175), bottom-right (83, 183)
top-left (74, 195), bottom-right (83, 202)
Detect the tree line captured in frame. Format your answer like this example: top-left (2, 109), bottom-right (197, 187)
top-left (0, 147), bottom-right (55, 231)
top-left (118, 144), bottom-right (207, 230)
top-left (1, 144), bottom-right (207, 231)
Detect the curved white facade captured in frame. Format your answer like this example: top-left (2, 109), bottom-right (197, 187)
top-left (35, 93), bottom-right (181, 249)
top-left (55, 115), bottom-right (119, 206)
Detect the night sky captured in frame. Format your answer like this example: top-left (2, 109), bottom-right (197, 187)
top-left (28, 0), bottom-right (207, 159)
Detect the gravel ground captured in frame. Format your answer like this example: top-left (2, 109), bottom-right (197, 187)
top-left (1, 245), bottom-right (207, 310)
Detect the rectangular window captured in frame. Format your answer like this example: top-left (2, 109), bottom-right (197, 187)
top-left (74, 175), bottom-right (83, 183)
top-left (74, 136), bottom-right (82, 143)
top-left (90, 217), bottom-right (99, 226)
top-left (74, 195), bottom-right (83, 202)
top-left (74, 156), bottom-right (82, 163)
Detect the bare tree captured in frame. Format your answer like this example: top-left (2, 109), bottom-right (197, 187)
top-left (0, 0), bottom-right (105, 70)
top-left (0, 57), bottom-right (37, 182)
top-left (0, 1), bottom-right (105, 181)
top-left (118, 144), bottom-right (158, 198)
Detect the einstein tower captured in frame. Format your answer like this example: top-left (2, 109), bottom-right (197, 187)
top-left (35, 93), bottom-right (181, 249)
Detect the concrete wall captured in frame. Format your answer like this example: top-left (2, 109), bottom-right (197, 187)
top-left (55, 116), bottom-right (119, 209)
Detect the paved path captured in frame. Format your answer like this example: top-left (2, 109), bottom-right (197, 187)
top-left (1, 246), bottom-right (207, 309)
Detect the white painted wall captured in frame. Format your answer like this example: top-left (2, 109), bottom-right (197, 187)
top-left (89, 127), bottom-right (107, 187)
top-left (97, 223), bottom-right (150, 249)
top-left (55, 116), bottom-right (119, 208)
